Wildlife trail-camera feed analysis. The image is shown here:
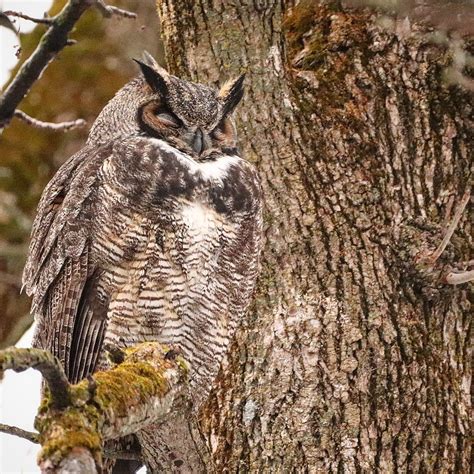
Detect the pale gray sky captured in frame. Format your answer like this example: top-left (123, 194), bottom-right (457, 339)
top-left (0, 1), bottom-right (52, 85)
top-left (0, 327), bottom-right (40, 474)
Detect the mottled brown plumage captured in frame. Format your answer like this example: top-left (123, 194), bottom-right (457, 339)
top-left (23, 54), bottom-right (263, 472)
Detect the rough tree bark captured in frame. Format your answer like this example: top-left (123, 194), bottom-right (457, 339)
top-left (157, 1), bottom-right (471, 472)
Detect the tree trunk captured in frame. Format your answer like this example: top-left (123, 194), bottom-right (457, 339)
top-left (155, 1), bottom-right (472, 472)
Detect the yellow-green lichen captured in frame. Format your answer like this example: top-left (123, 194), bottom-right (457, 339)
top-left (176, 356), bottom-right (190, 378)
top-left (34, 342), bottom-right (188, 468)
top-left (36, 403), bottom-right (103, 465)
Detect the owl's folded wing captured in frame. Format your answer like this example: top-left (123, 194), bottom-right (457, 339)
top-left (22, 142), bottom-right (113, 383)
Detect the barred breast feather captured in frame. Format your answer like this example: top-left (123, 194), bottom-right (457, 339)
top-left (23, 136), bottom-right (263, 403)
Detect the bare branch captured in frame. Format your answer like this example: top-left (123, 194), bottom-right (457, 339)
top-left (427, 190), bottom-right (470, 264)
top-left (0, 1), bottom-right (94, 131)
top-left (0, 422), bottom-right (39, 444)
top-left (95, 1), bottom-right (137, 19)
top-left (0, 0), bottom-right (135, 133)
top-left (445, 270), bottom-right (474, 285)
top-left (0, 423), bottom-right (39, 443)
top-left (0, 12), bottom-right (18, 33)
top-left (3, 10), bottom-right (53, 25)
top-left (14, 110), bottom-right (86, 132)
top-left (0, 347), bottom-right (71, 409)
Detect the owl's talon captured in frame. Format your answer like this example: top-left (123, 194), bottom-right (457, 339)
top-left (87, 375), bottom-right (97, 398)
top-left (164, 349), bottom-right (180, 361)
top-left (105, 344), bottom-right (126, 365)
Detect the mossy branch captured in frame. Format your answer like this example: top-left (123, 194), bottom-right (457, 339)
top-left (1, 342), bottom-right (188, 473)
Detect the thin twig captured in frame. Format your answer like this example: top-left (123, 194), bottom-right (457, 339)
top-left (95, 1), bottom-right (137, 19)
top-left (428, 190), bottom-right (471, 264)
top-left (0, 12), bottom-right (18, 34)
top-left (14, 110), bottom-right (86, 131)
top-left (0, 348), bottom-right (71, 409)
top-left (3, 10), bottom-right (53, 25)
top-left (445, 270), bottom-right (474, 285)
top-left (0, 0), bottom-right (135, 133)
top-left (0, 423), bottom-right (38, 444)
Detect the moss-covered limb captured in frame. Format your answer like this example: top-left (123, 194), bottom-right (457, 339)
top-left (35, 342), bottom-right (188, 473)
top-left (0, 347), bottom-right (71, 409)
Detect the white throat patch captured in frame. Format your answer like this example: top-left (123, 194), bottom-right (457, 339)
top-left (152, 138), bottom-right (241, 183)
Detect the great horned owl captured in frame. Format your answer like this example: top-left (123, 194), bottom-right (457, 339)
top-left (23, 53), bottom-right (263, 472)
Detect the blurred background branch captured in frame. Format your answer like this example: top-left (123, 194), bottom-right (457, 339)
top-left (13, 109), bottom-right (86, 131)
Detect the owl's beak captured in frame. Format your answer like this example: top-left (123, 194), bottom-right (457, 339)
top-left (192, 128), bottom-right (209, 155)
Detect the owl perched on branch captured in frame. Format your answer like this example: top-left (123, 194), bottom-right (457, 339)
top-left (23, 52), bottom-right (263, 472)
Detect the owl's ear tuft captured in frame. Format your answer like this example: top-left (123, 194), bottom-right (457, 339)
top-left (133, 57), bottom-right (169, 97)
top-left (219, 73), bottom-right (245, 116)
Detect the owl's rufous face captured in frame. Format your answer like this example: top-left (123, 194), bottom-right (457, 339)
top-left (135, 58), bottom-right (245, 160)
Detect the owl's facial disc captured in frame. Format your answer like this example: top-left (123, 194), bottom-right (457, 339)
top-left (135, 57), bottom-right (245, 159)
